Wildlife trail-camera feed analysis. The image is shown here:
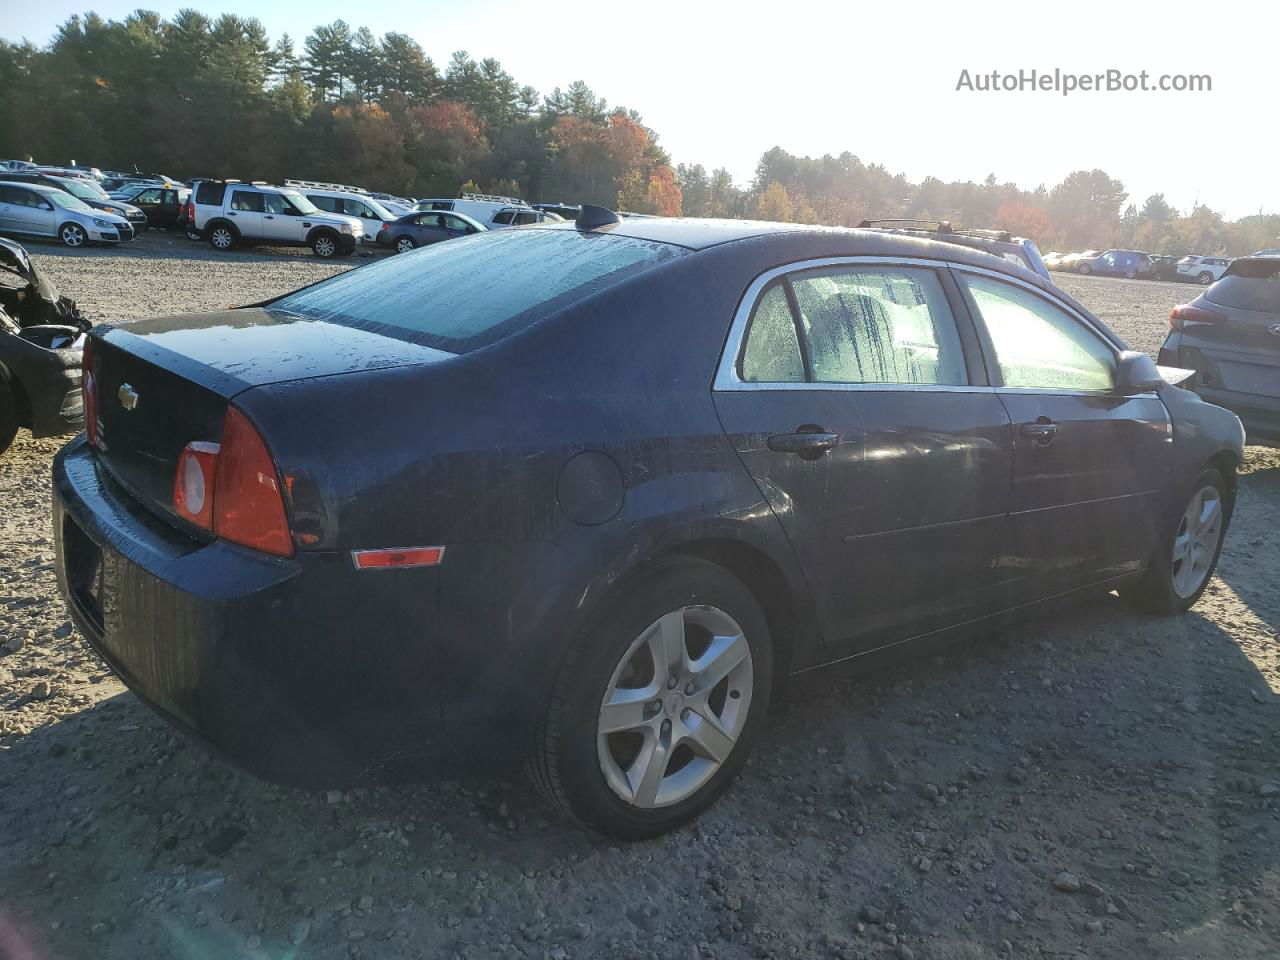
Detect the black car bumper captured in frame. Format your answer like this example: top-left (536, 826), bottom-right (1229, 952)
top-left (52, 438), bottom-right (456, 785)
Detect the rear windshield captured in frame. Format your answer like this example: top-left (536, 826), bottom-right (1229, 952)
top-left (1207, 264), bottom-right (1280, 313)
top-left (268, 228), bottom-right (685, 352)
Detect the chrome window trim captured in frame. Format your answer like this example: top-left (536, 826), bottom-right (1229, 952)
top-left (713, 255), bottom-right (1158, 401)
top-left (714, 255), bottom-right (960, 393)
top-left (947, 262), bottom-right (1124, 356)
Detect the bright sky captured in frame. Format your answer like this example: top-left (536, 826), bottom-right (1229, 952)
top-left (3, 0), bottom-right (1276, 219)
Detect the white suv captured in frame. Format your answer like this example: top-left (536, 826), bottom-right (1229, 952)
top-left (413, 193), bottom-right (559, 229)
top-left (1177, 255), bottom-right (1231, 285)
top-left (287, 180), bottom-right (396, 243)
top-left (190, 181), bottom-right (364, 257)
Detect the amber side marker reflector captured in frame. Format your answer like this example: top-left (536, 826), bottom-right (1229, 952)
top-left (351, 546), bottom-right (446, 570)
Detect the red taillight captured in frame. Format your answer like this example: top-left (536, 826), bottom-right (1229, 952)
top-left (1169, 304), bottom-right (1227, 330)
top-left (213, 407), bottom-right (293, 557)
top-left (82, 337), bottom-right (98, 447)
top-left (173, 441), bottom-right (220, 529)
top-left (169, 406), bottom-right (293, 557)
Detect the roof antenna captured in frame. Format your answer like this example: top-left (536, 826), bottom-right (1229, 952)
top-left (576, 204), bottom-right (621, 230)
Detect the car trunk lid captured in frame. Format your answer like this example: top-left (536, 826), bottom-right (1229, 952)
top-left (90, 307), bottom-right (453, 514)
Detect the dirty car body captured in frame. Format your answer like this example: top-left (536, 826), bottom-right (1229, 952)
top-left (52, 219), bottom-right (1245, 827)
top-left (0, 237), bottom-right (90, 453)
top-left (1161, 256), bottom-right (1280, 445)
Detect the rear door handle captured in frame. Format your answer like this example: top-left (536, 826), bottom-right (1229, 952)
top-left (767, 427), bottom-right (839, 460)
top-left (1020, 418), bottom-right (1059, 446)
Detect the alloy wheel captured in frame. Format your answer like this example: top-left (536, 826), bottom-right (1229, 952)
top-left (1171, 485), bottom-right (1223, 598)
top-left (315, 236), bottom-right (336, 257)
top-left (597, 605), bottom-right (753, 809)
top-left (396, 237), bottom-right (415, 254)
top-left (211, 228), bottom-right (233, 250)
top-left (61, 224), bottom-right (86, 247)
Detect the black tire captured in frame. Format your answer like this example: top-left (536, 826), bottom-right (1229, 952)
top-left (1122, 466), bottom-right (1230, 614)
top-left (310, 231), bottom-right (340, 258)
top-left (207, 222), bottom-right (237, 251)
top-left (1197, 271), bottom-right (1213, 285)
top-left (0, 378), bottom-right (18, 456)
top-left (394, 235), bottom-right (416, 254)
top-left (529, 556), bottom-right (773, 840)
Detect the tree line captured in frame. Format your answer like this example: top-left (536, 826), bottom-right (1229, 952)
top-left (1, 10), bottom-right (1274, 254)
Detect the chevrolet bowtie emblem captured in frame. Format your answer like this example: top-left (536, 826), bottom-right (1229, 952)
top-left (117, 383), bottom-right (140, 411)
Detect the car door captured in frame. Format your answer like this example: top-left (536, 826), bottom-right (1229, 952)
top-left (131, 187), bottom-right (163, 224)
top-left (227, 189), bottom-right (264, 238)
top-left (8, 187), bottom-right (56, 236)
top-left (954, 268), bottom-right (1172, 598)
top-left (713, 259), bottom-right (1014, 657)
top-left (341, 198), bottom-right (382, 238)
top-left (409, 213), bottom-right (451, 245)
top-left (261, 192), bottom-right (302, 242)
top-left (0, 185), bottom-right (19, 233)
top-left (438, 213), bottom-right (477, 239)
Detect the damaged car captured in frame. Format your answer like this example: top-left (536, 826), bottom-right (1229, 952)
top-left (0, 237), bottom-right (91, 455)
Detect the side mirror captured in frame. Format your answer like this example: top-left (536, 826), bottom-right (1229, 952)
top-left (1116, 350), bottom-right (1163, 395)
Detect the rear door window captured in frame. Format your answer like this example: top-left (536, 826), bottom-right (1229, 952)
top-left (269, 229), bottom-right (685, 352)
top-left (308, 195), bottom-right (340, 213)
top-left (230, 191), bottom-right (264, 213)
top-left (492, 210), bottom-right (516, 225)
top-left (789, 266), bottom-right (968, 385)
top-left (740, 284), bottom-right (805, 382)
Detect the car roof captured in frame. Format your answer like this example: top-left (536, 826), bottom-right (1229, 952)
top-left (0, 180), bottom-right (61, 195)
top-left (533, 216), bottom-right (1035, 265)
top-left (526, 217), bottom-right (1122, 343)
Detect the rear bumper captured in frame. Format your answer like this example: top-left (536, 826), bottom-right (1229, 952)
top-left (1191, 388), bottom-right (1280, 445)
top-left (1160, 339), bottom-right (1280, 445)
top-left (52, 437), bottom-right (453, 785)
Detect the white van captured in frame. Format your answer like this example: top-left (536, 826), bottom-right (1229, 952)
top-left (286, 180), bottom-right (396, 243)
top-left (413, 193), bottom-right (560, 229)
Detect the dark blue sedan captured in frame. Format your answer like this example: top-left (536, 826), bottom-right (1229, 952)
top-left (55, 210), bottom-right (1244, 838)
top-left (1076, 249), bottom-right (1155, 279)
top-left (375, 209), bottom-right (485, 253)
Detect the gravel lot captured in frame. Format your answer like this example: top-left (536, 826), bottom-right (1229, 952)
top-left (2, 235), bottom-right (1278, 960)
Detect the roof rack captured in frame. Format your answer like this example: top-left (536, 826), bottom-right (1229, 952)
top-left (284, 178), bottom-right (369, 194)
top-left (858, 218), bottom-right (1015, 242)
top-left (461, 192), bottom-right (529, 206)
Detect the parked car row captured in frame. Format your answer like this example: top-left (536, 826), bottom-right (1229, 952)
top-left (1044, 248), bottom-right (1251, 285)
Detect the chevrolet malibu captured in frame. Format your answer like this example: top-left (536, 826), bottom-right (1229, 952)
top-left (54, 210), bottom-right (1245, 838)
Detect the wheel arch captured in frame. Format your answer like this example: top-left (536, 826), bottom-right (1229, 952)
top-left (1208, 448), bottom-right (1240, 506)
top-left (306, 225), bottom-right (340, 244)
top-left (206, 218), bottom-right (239, 240)
top-left (664, 537), bottom-right (800, 698)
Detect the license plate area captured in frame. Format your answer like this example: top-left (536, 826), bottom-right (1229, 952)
top-left (63, 516), bottom-right (105, 633)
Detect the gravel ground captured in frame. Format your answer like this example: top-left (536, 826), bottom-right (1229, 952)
top-left (2, 235), bottom-right (1278, 960)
